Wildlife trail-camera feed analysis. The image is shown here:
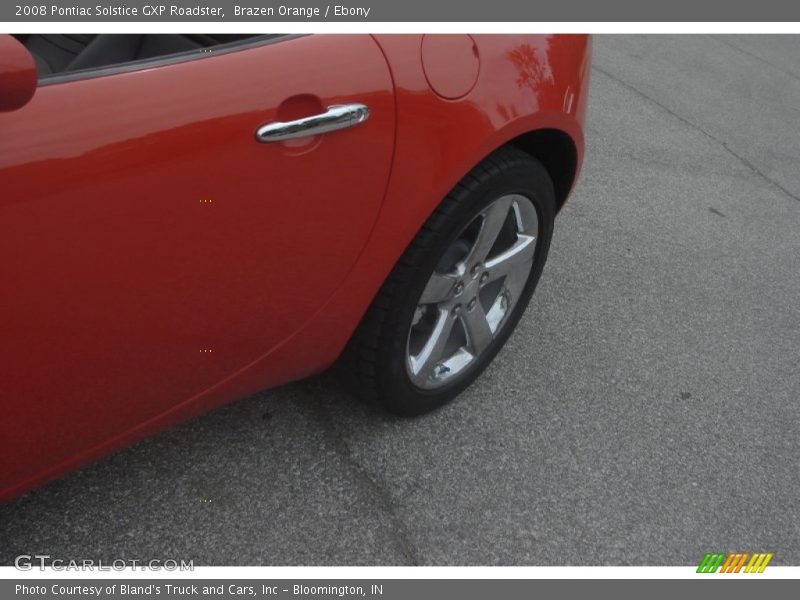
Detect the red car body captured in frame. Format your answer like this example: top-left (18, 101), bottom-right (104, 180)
top-left (0, 34), bottom-right (590, 502)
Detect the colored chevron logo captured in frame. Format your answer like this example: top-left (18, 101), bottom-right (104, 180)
top-left (697, 552), bottom-right (773, 573)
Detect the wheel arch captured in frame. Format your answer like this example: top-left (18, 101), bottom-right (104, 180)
top-left (507, 127), bottom-right (579, 212)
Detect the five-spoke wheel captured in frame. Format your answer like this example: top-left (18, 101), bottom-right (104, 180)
top-left (407, 194), bottom-right (539, 389)
top-left (345, 147), bottom-right (556, 416)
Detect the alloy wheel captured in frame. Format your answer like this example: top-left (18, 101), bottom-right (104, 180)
top-left (405, 193), bottom-right (539, 390)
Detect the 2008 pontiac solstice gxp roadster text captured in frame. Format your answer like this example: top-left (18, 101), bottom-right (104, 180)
top-left (0, 33), bottom-right (591, 501)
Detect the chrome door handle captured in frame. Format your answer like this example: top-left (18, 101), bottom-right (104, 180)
top-left (256, 103), bottom-right (370, 143)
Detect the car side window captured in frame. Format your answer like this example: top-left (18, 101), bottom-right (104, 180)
top-left (14, 34), bottom-right (277, 82)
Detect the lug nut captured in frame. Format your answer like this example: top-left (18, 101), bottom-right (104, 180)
top-left (452, 304), bottom-right (462, 315)
top-left (454, 282), bottom-right (464, 296)
top-left (467, 298), bottom-right (477, 311)
top-left (471, 264), bottom-right (481, 278)
top-left (480, 272), bottom-right (489, 284)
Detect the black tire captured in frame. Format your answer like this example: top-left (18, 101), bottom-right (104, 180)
top-left (346, 146), bottom-right (556, 416)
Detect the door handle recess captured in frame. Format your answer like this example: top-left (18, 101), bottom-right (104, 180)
top-left (256, 103), bottom-right (370, 143)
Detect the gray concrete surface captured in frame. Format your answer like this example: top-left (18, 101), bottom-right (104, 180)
top-left (1, 35), bottom-right (799, 566)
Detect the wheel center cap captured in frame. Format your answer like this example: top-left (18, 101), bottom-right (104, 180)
top-left (451, 276), bottom-right (481, 309)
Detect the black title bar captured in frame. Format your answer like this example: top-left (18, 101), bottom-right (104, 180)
top-left (4, 0), bottom-right (800, 22)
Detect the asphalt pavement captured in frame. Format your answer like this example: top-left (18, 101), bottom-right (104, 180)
top-left (1, 35), bottom-right (799, 566)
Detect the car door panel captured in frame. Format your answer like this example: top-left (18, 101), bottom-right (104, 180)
top-left (0, 34), bottom-right (395, 491)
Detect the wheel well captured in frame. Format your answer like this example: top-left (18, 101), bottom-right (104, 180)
top-left (509, 129), bottom-right (578, 211)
